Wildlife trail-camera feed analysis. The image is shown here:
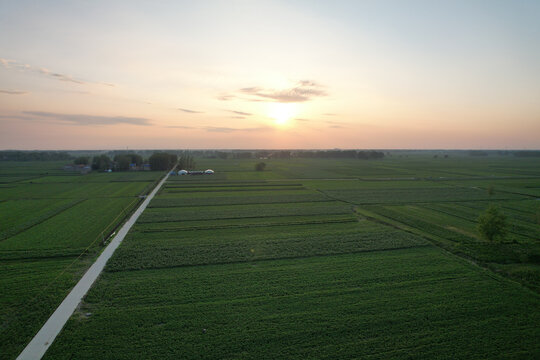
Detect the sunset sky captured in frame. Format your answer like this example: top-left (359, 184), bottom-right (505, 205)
top-left (1, 0), bottom-right (539, 150)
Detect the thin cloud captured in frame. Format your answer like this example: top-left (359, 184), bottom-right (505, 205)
top-left (295, 118), bottom-right (311, 122)
top-left (164, 125), bottom-right (195, 129)
top-left (220, 80), bottom-right (328, 103)
top-left (227, 110), bottom-right (252, 116)
top-left (0, 58), bottom-right (112, 86)
top-left (0, 89), bottom-right (28, 95)
top-left (178, 108), bottom-right (204, 114)
top-left (22, 111), bottom-right (151, 126)
top-left (216, 94), bottom-right (236, 101)
top-left (204, 126), bottom-right (273, 133)
top-left (230, 116), bottom-right (245, 119)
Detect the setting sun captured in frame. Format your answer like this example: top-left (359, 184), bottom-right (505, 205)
top-left (268, 103), bottom-right (296, 126)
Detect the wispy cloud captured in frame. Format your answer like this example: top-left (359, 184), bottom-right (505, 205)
top-left (22, 111), bottom-right (151, 126)
top-left (164, 125), bottom-right (195, 129)
top-left (0, 58), bottom-right (114, 87)
top-left (219, 80), bottom-right (328, 103)
top-left (295, 118), bottom-right (311, 122)
top-left (216, 94), bottom-right (236, 101)
top-left (204, 126), bottom-right (273, 133)
top-left (0, 89), bottom-right (28, 95)
top-left (227, 110), bottom-right (252, 116)
top-left (178, 108), bottom-right (204, 114)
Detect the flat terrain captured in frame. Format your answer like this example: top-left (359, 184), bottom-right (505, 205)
top-left (0, 162), bottom-right (163, 359)
top-left (42, 154), bottom-right (540, 359)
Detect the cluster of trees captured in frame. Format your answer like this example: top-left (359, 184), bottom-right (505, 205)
top-left (113, 153), bottom-right (143, 171)
top-left (178, 153), bottom-right (196, 170)
top-left (0, 151), bottom-right (73, 161)
top-left (149, 152), bottom-right (177, 171)
top-left (92, 155), bottom-right (113, 171)
top-left (74, 156), bottom-right (90, 165)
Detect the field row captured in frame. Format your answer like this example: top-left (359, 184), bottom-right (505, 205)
top-left (46, 247), bottom-right (540, 359)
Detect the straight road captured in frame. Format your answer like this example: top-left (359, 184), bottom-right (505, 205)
top-left (17, 171), bottom-right (171, 360)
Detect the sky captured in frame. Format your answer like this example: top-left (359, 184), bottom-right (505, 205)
top-left (1, 0), bottom-right (539, 150)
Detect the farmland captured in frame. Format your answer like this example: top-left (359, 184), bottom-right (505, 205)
top-left (42, 154), bottom-right (540, 359)
top-left (0, 162), bottom-right (164, 359)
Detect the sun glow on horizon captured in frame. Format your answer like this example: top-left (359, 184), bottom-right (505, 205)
top-left (269, 103), bottom-right (296, 126)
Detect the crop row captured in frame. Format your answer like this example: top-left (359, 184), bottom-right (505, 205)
top-left (0, 198), bottom-right (84, 240)
top-left (106, 222), bottom-right (427, 271)
top-left (47, 247), bottom-right (540, 359)
top-left (0, 181), bottom-right (152, 200)
top-left (0, 197), bottom-right (136, 259)
top-left (135, 214), bottom-right (358, 233)
top-left (148, 193), bottom-right (330, 208)
top-left (324, 186), bottom-right (523, 205)
top-left (139, 201), bottom-right (352, 223)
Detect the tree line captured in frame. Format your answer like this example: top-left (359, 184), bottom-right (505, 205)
top-left (72, 152), bottom-right (183, 171)
top-left (201, 150), bottom-right (385, 160)
top-left (0, 151), bottom-right (73, 161)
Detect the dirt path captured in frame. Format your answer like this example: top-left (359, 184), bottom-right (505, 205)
top-left (16, 171), bottom-right (171, 360)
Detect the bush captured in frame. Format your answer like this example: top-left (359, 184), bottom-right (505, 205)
top-left (255, 162), bottom-right (266, 171)
top-left (477, 205), bottom-right (507, 242)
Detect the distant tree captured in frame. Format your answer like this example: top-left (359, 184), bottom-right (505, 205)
top-left (114, 153), bottom-right (143, 171)
top-left (74, 156), bottom-right (89, 165)
top-left (255, 162), bottom-right (266, 171)
top-left (216, 151), bottom-right (228, 160)
top-left (91, 155), bottom-right (112, 171)
top-left (178, 153), bottom-right (195, 170)
top-left (149, 152), bottom-right (177, 171)
top-left (477, 205), bottom-right (507, 242)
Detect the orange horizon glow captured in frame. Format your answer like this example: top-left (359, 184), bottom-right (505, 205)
top-left (1, 1), bottom-right (539, 150)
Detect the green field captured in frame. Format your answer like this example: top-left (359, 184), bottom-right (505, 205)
top-left (0, 162), bottom-right (163, 359)
top-left (40, 154), bottom-right (540, 359)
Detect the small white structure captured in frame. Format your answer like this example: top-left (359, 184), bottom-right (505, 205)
top-left (178, 169), bottom-right (188, 175)
top-left (169, 171), bottom-right (177, 175)
top-left (204, 169), bottom-right (215, 174)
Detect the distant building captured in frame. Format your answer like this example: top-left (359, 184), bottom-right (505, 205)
top-left (178, 169), bottom-right (188, 175)
top-left (204, 169), bottom-right (215, 174)
top-left (142, 164), bottom-right (151, 171)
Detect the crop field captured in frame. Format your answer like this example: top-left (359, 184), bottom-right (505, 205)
top-left (0, 162), bottom-right (163, 359)
top-left (41, 154), bottom-right (540, 359)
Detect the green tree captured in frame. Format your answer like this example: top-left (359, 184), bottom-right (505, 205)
top-left (477, 205), bottom-right (507, 242)
top-left (178, 153), bottom-right (195, 170)
top-left (149, 152), bottom-right (177, 171)
top-left (114, 153), bottom-right (143, 171)
top-left (74, 156), bottom-right (89, 165)
top-left (255, 162), bottom-right (266, 171)
top-left (91, 155), bottom-right (112, 171)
